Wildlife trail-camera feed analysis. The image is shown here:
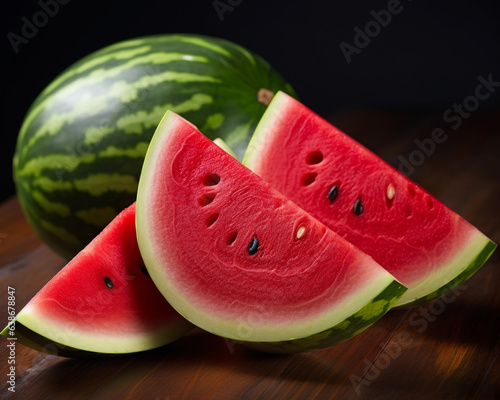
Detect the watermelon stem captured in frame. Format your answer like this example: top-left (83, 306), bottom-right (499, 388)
top-left (257, 88), bottom-right (275, 105)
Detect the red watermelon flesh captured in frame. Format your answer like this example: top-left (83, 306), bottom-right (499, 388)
top-left (136, 111), bottom-right (407, 353)
top-left (1, 203), bottom-right (193, 356)
top-left (243, 92), bottom-right (496, 307)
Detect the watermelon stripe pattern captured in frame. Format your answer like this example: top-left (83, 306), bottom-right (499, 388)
top-left (407, 240), bottom-right (497, 306)
top-left (240, 280), bottom-right (405, 354)
top-left (14, 34), bottom-right (297, 258)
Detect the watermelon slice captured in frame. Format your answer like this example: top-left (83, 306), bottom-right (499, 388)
top-left (135, 111), bottom-right (407, 354)
top-left (243, 91), bottom-right (496, 307)
top-left (1, 204), bottom-right (193, 357)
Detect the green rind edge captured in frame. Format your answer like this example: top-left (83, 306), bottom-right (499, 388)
top-left (236, 279), bottom-right (407, 354)
top-left (1, 322), bottom-right (110, 358)
top-left (397, 239), bottom-right (497, 308)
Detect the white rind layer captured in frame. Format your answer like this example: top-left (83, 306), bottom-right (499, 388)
top-left (395, 231), bottom-right (494, 306)
top-left (15, 303), bottom-right (191, 354)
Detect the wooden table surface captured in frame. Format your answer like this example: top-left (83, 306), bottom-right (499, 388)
top-left (0, 108), bottom-right (499, 400)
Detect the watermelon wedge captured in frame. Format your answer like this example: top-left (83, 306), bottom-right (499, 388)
top-left (1, 204), bottom-right (193, 357)
top-left (243, 91), bottom-right (496, 307)
top-left (135, 111), bottom-right (407, 354)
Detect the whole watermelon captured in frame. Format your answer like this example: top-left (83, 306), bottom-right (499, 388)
top-left (14, 34), bottom-right (297, 259)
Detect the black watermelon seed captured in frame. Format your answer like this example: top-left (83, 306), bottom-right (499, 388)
top-left (353, 198), bottom-right (364, 215)
top-left (327, 185), bottom-right (339, 201)
top-left (248, 237), bottom-right (259, 255)
top-left (139, 264), bottom-right (149, 277)
top-left (104, 277), bottom-right (114, 289)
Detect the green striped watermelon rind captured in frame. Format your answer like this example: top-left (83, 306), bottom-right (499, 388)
top-left (236, 280), bottom-right (406, 354)
top-left (5, 280), bottom-right (406, 357)
top-left (397, 239), bottom-right (497, 308)
top-left (14, 34), bottom-right (297, 259)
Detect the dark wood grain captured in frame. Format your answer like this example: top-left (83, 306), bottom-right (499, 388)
top-left (0, 109), bottom-right (498, 400)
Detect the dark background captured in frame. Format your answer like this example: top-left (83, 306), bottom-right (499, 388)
top-left (2, 0), bottom-right (500, 203)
